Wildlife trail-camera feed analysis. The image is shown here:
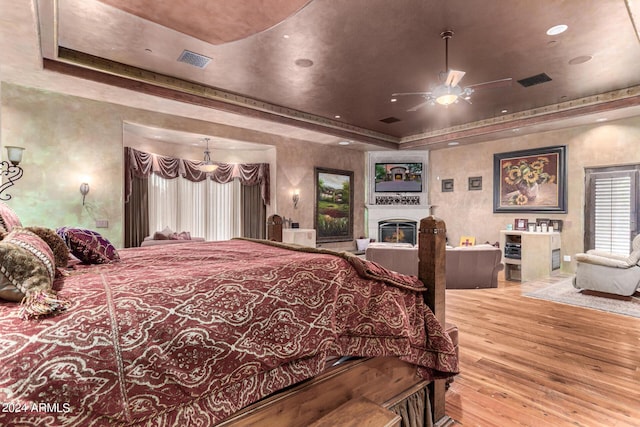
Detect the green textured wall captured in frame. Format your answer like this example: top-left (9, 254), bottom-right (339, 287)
top-left (1, 83), bottom-right (124, 245)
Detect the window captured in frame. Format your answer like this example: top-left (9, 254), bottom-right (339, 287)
top-left (149, 173), bottom-right (241, 241)
top-left (584, 165), bottom-right (639, 255)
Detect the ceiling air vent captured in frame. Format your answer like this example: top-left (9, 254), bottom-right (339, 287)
top-left (380, 116), bottom-right (401, 124)
top-left (517, 73), bottom-right (552, 88)
top-left (177, 50), bottom-right (212, 69)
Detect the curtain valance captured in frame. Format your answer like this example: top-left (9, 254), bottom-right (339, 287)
top-left (124, 147), bottom-right (270, 205)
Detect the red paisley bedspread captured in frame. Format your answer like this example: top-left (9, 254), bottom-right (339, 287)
top-left (0, 239), bottom-right (457, 426)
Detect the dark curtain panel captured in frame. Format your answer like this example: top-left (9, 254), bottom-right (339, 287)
top-left (124, 174), bottom-right (149, 248)
top-left (241, 184), bottom-right (266, 239)
top-left (124, 147), bottom-right (149, 248)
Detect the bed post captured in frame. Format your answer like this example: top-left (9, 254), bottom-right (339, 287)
top-left (418, 216), bottom-right (452, 427)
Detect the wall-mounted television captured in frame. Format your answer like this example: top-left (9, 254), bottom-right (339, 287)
top-left (374, 162), bottom-right (423, 193)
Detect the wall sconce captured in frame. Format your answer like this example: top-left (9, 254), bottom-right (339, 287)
top-left (80, 182), bottom-right (90, 205)
top-left (292, 190), bottom-right (300, 209)
top-left (0, 146), bottom-right (25, 201)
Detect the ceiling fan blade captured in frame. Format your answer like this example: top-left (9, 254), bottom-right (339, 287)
top-left (445, 69), bottom-right (466, 87)
top-left (391, 91), bottom-right (431, 97)
top-left (466, 77), bottom-right (512, 90)
top-left (407, 100), bottom-right (431, 112)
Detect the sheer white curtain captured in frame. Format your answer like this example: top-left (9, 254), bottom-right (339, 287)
top-left (149, 173), bottom-right (241, 241)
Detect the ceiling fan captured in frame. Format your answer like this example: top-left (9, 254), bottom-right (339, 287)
top-left (392, 30), bottom-right (512, 110)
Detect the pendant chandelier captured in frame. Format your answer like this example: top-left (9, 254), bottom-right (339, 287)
top-left (198, 138), bottom-right (218, 173)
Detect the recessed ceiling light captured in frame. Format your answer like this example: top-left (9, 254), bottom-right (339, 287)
top-left (546, 24), bottom-right (568, 36)
top-left (501, 109), bottom-right (508, 114)
top-left (390, 98), bottom-right (397, 103)
top-left (283, 34), bottom-right (290, 39)
top-left (338, 141), bottom-right (351, 145)
top-left (447, 141), bottom-right (459, 146)
top-left (569, 55), bottom-right (593, 65)
top-left (334, 115), bottom-right (341, 119)
top-left (294, 58), bottom-right (314, 67)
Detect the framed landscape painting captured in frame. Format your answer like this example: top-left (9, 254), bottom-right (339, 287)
top-left (315, 167), bottom-right (354, 243)
top-left (493, 145), bottom-right (567, 213)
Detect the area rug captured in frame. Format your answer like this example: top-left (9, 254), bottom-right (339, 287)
top-left (524, 276), bottom-right (640, 318)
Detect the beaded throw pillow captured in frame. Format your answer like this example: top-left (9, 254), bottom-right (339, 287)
top-left (0, 228), bottom-right (69, 319)
top-left (0, 202), bottom-right (22, 233)
top-left (57, 227), bottom-right (120, 264)
top-left (25, 226), bottom-right (70, 269)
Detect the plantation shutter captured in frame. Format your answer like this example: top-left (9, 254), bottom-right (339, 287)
top-left (593, 175), bottom-right (631, 254)
top-left (585, 166), bottom-right (639, 255)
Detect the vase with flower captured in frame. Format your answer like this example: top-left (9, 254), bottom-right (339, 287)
top-left (503, 157), bottom-right (555, 205)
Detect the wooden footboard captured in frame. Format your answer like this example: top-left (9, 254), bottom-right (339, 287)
top-left (219, 357), bottom-right (428, 426)
top-left (220, 216), bottom-right (449, 426)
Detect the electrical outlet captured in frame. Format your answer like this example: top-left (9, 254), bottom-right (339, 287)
top-left (563, 255), bottom-right (571, 262)
top-left (95, 219), bottom-right (109, 228)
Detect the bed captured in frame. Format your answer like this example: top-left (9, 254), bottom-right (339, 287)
top-left (0, 216), bottom-right (457, 426)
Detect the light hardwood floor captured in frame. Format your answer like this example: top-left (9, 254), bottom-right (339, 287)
top-left (445, 276), bottom-right (640, 427)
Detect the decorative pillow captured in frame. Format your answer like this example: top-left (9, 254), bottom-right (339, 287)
top-left (173, 231), bottom-right (191, 240)
top-left (0, 228), bottom-right (68, 318)
top-left (0, 202), bottom-right (22, 233)
top-left (24, 226), bottom-right (70, 269)
top-left (57, 227), bottom-right (120, 264)
top-left (153, 226), bottom-right (174, 240)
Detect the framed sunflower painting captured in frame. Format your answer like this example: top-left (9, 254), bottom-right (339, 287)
top-left (493, 145), bottom-right (567, 213)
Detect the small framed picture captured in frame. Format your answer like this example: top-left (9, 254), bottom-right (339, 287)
top-left (536, 218), bottom-right (550, 227)
top-left (459, 236), bottom-right (476, 246)
top-left (550, 219), bottom-right (563, 231)
top-left (514, 218), bottom-right (528, 231)
top-left (442, 179), bottom-right (454, 192)
top-left (468, 176), bottom-right (482, 191)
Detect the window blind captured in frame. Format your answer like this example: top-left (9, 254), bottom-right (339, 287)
top-left (593, 175), bottom-right (631, 255)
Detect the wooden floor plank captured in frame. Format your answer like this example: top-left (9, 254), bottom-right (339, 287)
top-left (445, 276), bottom-right (640, 427)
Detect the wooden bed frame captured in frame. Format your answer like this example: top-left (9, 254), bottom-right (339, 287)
top-left (223, 216), bottom-right (451, 426)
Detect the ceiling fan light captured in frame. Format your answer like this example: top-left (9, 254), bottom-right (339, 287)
top-left (433, 84), bottom-right (462, 106)
top-left (436, 94), bottom-right (458, 105)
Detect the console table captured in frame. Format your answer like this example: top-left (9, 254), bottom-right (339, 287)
top-left (500, 230), bottom-right (561, 282)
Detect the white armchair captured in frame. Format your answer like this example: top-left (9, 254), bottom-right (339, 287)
top-left (573, 234), bottom-right (640, 296)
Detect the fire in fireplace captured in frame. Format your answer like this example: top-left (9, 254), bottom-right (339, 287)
top-left (378, 220), bottom-right (417, 245)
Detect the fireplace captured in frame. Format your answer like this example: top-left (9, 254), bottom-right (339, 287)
top-left (366, 204), bottom-right (430, 245)
top-left (378, 220), bottom-right (417, 245)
